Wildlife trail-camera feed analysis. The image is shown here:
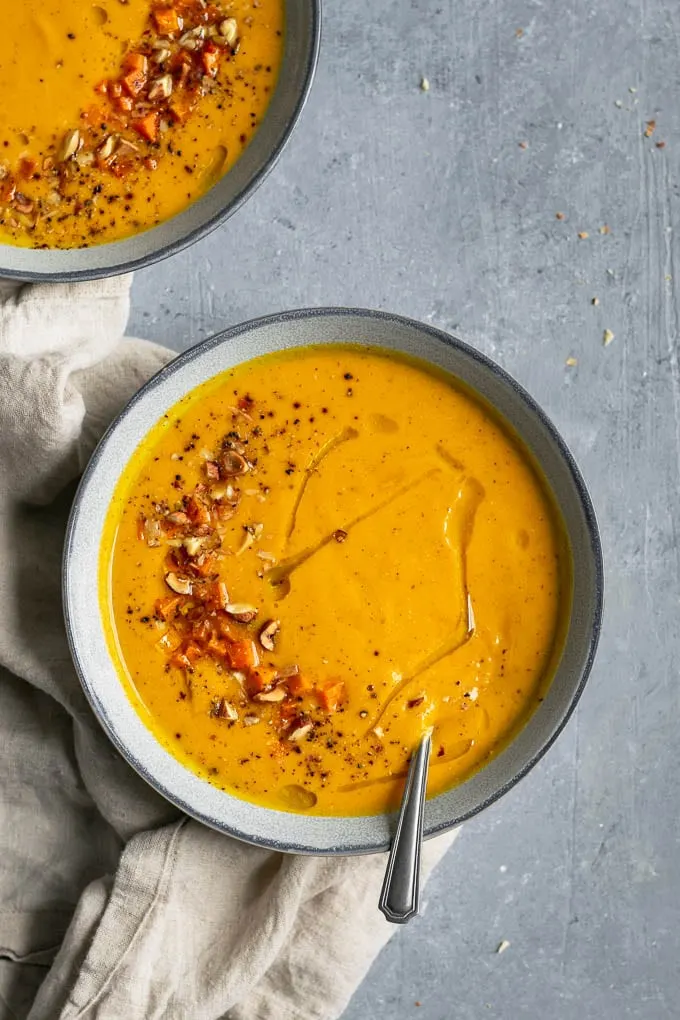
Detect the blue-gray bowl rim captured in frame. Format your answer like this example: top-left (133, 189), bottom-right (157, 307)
top-left (0, 0), bottom-right (321, 283)
top-left (63, 306), bottom-right (604, 854)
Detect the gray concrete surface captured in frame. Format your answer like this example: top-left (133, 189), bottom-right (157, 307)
top-left (130, 0), bottom-right (680, 1016)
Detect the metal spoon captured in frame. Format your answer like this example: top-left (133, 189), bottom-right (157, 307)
top-left (379, 728), bottom-right (433, 924)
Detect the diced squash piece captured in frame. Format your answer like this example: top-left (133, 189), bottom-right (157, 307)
top-left (133, 111), bottom-right (160, 143)
top-left (202, 43), bottom-right (221, 77)
top-left (206, 636), bottom-right (229, 659)
top-left (227, 639), bottom-right (259, 671)
top-left (184, 642), bottom-right (203, 664)
top-left (121, 53), bottom-right (148, 97)
top-left (116, 95), bottom-right (134, 113)
top-left (153, 6), bottom-right (182, 35)
top-left (215, 613), bottom-right (238, 640)
top-left (168, 92), bottom-right (197, 124)
top-left (170, 650), bottom-right (192, 670)
top-left (155, 595), bottom-right (183, 620)
top-left (316, 679), bottom-right (346, 713)
top-left (245, 665), bottom-right (278, 697)
top-left (285, 673), bottom-right (314, 697)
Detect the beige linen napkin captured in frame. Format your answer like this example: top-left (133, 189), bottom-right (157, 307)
top-left (0, 276), bottom-right (456, 1020)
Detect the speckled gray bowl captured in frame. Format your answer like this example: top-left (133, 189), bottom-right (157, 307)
top-left (64, 309), bottom-right (603, 855)
top-left (0, 0), bottom-right (320, 283)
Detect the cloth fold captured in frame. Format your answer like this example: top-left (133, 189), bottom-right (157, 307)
top-left (0, 276), bottom-right (455, 1020)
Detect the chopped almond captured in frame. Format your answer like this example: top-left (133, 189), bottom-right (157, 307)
top-left (186, 495), bottom-right (211, 525)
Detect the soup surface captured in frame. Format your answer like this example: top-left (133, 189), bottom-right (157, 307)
top-left (101, 346), bottom-right (569, 816)
top-left (0, 0), bottom-right (283, 249)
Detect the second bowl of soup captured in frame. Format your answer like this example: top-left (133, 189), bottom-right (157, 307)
top-left (64, 309), bottom-right (602, 853)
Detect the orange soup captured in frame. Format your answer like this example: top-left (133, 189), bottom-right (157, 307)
top-left (0, 0), bottom-right (283, 249)
top-left (100, 346), bottom-right (570, 816)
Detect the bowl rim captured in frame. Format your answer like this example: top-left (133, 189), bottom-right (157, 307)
top-left (63, 307), bottom-right (604, 854)
top-left (0, 1), bottom-right (322, 284)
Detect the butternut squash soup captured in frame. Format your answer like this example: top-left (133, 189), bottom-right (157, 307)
top-left (101, 346), bottom-right (570, 816)
top-left (0, 0), bottom-right (283, 249)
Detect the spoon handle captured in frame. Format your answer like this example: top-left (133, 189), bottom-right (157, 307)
top-left (379, 730), bottom-right (432, 924)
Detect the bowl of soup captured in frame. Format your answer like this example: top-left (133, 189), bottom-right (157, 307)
top-left (63, 308), bottom-right (603, 853)
top-left (0, 0), bottom-right (319, 281)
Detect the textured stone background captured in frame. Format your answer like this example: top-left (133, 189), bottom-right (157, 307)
top-left (131, 0), bottom-right (680, 1016)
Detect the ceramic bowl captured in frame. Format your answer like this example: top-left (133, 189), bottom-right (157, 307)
top-left (63, 309), bottom-right (603, 854)
top-left (0, 0), bottom-right (320, 283)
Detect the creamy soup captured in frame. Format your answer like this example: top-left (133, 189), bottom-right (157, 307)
top-left (0, 0), bottom-right (283, 248)
top-left (100, 346), bottom-right (570, 816)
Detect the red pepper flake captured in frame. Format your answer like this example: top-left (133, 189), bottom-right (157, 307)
top-left (656, 140), bottom-right (666, 149)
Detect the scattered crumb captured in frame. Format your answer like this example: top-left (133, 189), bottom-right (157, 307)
top-left (420, 76), bottom-right (430, 92)
top-left (592, 296), bottom-right (599, 306)
top-left (499, 864), bottom-right (507, 873)
top-left (518, 140), bottom-right (528, 150)
top-left (497, 940), bottom-right (511, 954)
top-left (566, 356), bottom-right (578, 367)
top-left (606, 268), bottom-right (615, 277)
top-left (599, 224), bottom-right (610, 235)
top-left (644, 119), bottom-right (656, 137)
top-left (629, 86), bottom-right (637, 94)
top-left (515, 27), bottom-right (523, 37)
top-left (656, 140), bottom-right (666, 149)
top-left (614, 99), bottom-right (623, 108)
top-left (578, 231), bottom-right (589, 240)
top-left (555, 211), bottom-right (565, 220)
top-left (603, 329), bottom-right (615, 347)
top-left (415, 1003), bottom-right (422, 1009)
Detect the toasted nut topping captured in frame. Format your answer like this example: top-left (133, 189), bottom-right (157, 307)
top-left (373, 726), bottom-right (384, 739)
top-left (219, 17), bottom-right (238, 45)
top-left (220, 450), bottom-right (250, 476)
top-left (243, 714), bottom-right (260, 726)
top-left (58, 129), bottom-right (81, 161)
top-left (97, 135), bottom-right (118, 161)
top-left (226, 602), bottom-right (258, 623)
top-left (333, 529), bottom-right (348, 543)
top-left (149, 74), bottom-right (173, 100)
top-left (407, 695), bottom-right (425, 709)
top-left (288, 723), bottom-right (313, 742)
top-left (183, 536), bottom-right (205, 557)
top-left (254, 687), bottom-right (287, 703)
top-left (235, 530), bottom-right (254, 556)
top-left (259, 619), bottom-right (280, 651)
top-left (13, 193), bottom-right (34, 215)
top-left (166, 511), bottom-right (190, 525)
top-left (212, 697), bottom-right (238, 720)
top-left (165, 572), bottom-right (192, 595)
top-left (275, 663), bottom-right (299, 680)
